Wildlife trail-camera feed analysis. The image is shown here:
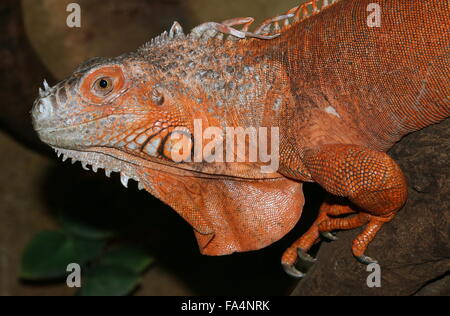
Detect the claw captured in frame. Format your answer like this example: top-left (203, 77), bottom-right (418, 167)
top-left (282, 263), bottom-right (305, 279)
top-left (295, 248), bottom-right (317, 272)
top-left (356, 255), bottom-right (378, 265)
top-left (320, 231), bottom-right (338, 241)
top-left (297, 248), bottom-right (317, 263)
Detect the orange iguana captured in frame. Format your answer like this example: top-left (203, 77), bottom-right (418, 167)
top-left (32, 0), bottom-right (449, 278)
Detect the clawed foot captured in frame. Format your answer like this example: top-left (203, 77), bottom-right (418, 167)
top-left (282, 230), bottom-right (340, 278)
top-left (282, 239), bottom-right (379, 279)
top-left (281, 197), bottom-right (393, 278)
top-left (281, 219), bottom-right (342, 279)
top-left (281, 213), bottom-right (386, 278)
top-left (282, 248), bottom-right (317, 278)
top-left (282, 230), bottom-right (383, 278)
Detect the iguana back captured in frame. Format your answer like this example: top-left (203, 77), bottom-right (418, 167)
top-left (271, 0), bottom-right (450, 152)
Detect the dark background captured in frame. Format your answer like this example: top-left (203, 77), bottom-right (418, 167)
top-left (0, 0), bottom-right (448, 296)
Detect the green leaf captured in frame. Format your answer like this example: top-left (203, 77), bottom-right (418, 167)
top-left (72, 237), bottom-right (106, 264)
top-left (76, 265), bottom-right (140, 296)
top-left (20, 231), bottom-right (105, 281)
top-left (99, 246), bottom-right (154, 274)
top-left (59, 211), bottom-right (115, 240)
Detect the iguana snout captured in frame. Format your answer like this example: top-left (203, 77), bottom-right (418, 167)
top-left (33, 61), bottom-right (126, 148)
top-left (31, 58), bottom-right (187, 163)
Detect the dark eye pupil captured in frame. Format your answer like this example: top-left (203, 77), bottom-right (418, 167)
top-left (99, 79), bottom-right (108, 89)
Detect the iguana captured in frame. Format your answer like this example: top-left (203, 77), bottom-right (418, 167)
top-left (32, 0), bottom-right (450, 278)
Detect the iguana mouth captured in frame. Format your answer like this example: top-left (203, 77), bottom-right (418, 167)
top-left (52, 147), bottom-right (145, 190)
top-left (51, 145), bottom-right (216, 190)
top-left (51, 144), bottom-right (278, 190)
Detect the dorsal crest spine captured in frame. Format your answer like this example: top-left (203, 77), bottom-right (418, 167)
top-left (140, 0), bottom-right (340, 51)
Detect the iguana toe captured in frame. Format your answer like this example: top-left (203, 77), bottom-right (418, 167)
top-left (320, 231), bottom-right (339, 241)
top-left (355, 255), bottom-right (378, 265)
top-left (294, 248), bottom-right (317, 273)
top-left (282, 263), bottom-right (305, 279)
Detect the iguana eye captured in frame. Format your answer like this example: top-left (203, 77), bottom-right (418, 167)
top-left (93, 77), bottom-right (113, 96)
top-left (79, 65), bottom-right (124, 103)
top-left (99, 79), bottom-right (108, 88)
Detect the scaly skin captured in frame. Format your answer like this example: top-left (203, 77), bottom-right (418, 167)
top-left (32, 0), bottom-right (449, 278)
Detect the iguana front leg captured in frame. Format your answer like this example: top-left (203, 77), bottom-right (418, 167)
top-left (282, 144), bottom-right (408, 277)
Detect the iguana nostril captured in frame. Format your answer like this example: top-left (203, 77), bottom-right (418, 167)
top-left (37, 103), bottom-right (46, 114)
top-left (35, 96), bottom-right (53, 119)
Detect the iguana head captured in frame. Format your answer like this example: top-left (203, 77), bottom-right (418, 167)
top-left (33, 48), bottom-right (194, 174)
top-left (33, 54), bottom-right (186, 187)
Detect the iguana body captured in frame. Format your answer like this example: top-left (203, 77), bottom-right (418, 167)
top-left (32, 0), bottom-right (450, 277)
